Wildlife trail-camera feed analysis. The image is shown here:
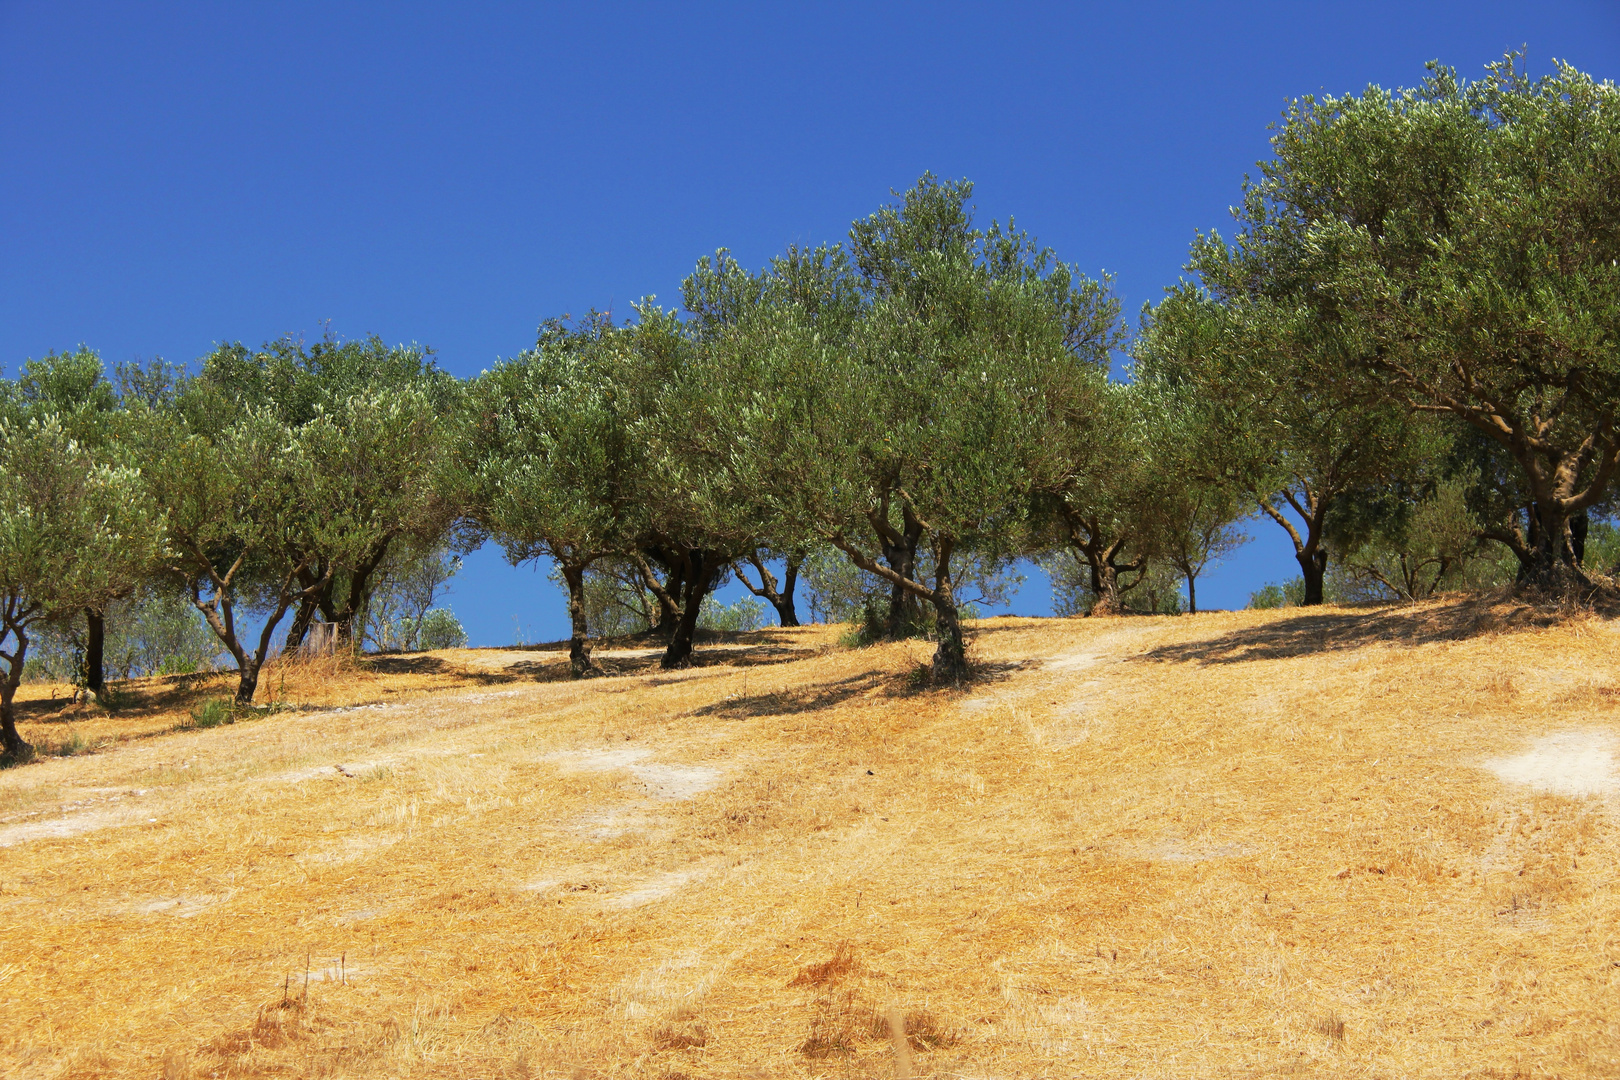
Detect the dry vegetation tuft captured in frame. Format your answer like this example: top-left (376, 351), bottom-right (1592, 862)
top-left (1, 601), bottom-right (1618, 1077)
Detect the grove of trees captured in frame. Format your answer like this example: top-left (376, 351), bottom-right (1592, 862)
top-left (2, 55), bottom-right (1615, 757)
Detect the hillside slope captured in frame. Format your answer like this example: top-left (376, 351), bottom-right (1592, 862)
top-left (1, 603), bottom-right (1616, 1078)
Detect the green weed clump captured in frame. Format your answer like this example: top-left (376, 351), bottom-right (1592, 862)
top-left (186, 698), bottom-right (239, 730)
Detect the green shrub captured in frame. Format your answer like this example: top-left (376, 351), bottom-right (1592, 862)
top-left (43, 733), bottom-right (87, 757)
top-left (187, 698), bottom-right (238, 729)
top-left (697, 595), bottom-right (766, 633)
top-left (416, 608), bottom-right (468, 650)
top-left (1248, 579), bottom-right (1304, 609)
top-left (156, 655), bottom-right (200, 676)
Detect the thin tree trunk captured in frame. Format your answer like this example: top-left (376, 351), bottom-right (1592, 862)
top-left (236, 586), bottom-right (303, 705)
top-left (1186, 574), bottom-right (1197, 615)
top-left (283, 594), bottom-right (322, 654)
top-left (635, 551), bottom-right (685, 640)
top-left (83, 607), bottom-right (105, 693)
top-left (331, 538), bottom-right (393, 644)
top-left (282, 561), bottom-right (331, 652)
top-left (733, 552), bottom-right (803, 627)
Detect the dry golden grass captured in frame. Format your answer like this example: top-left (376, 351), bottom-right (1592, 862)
top-left (1, 602), bottom-right (1617, 1078)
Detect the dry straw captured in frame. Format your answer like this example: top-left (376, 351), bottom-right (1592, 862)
top-left (0, 599), bottom-right (1616, 1077)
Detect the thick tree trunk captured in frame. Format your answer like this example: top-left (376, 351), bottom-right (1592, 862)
top-left (1296, 546), bottom-right (1328, 606)
top-left (1077, 541), bottom-right (1141, 616)
top-left (1522, 500), bottom-right (1590, 593)
top-left (929, 542), bottom-right (968, 683)
top-left (234, 663), bottom-right (260, 706)
top-left (0, 691), bottom-right (28, 760)
top-left (661, 553), bottom-right (723, 669)
top-left (1186, 574), bottom-right (1197, 615)
top-left (560, 562), bottom-right (602, 678)
top-left (881, 524), bottom-right (926, 638)
top-left (0, 629), bottom-right (32, 760)
top-left (83, 607), bottom-right (105, 693)
top-left (1089, 559), bottom-right (1121, 615)
top-left (861, 497), bottom-right (928, 638)
top-left (778, 555), bottom-right (802, 627)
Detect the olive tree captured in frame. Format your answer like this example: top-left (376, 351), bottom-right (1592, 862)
top-left (0, 416), bottom-right (162, 757)
top-left (1203, 56), bottom-right (1620, 595)
top-left (466, 314), bottom-right (643, 676)
top-left (1135, 285), bottom-right (1424, 605)
top-left (709, 176), bottom-right (1121, 680)
top-left (1132, 379), bottom-right (1249, 613)
top-left (630, 299), bottom-right (771, 668)
top-left (127, 381), bottom-right (328, 704)
top-left (193, 336), bottom-right (463, 646)
top-left (8, 349), bottom-right (127, 691)
top-left (1031, 377), bottom-right (1154, 615)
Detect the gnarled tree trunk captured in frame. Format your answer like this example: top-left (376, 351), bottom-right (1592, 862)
top-left (0, 619), bottom-right (34, 760)
top-left (868, 498), bottom-right (926, 637)
top-left (660, 549), bottom-right (726, 669)
top-left (554, 549), bottom-right (603, 678)
top-left (927, 538), bottom-right (967, 683)
top-left (733, 551), bottom-right (803, 627)
top-left (1060, 509), bottom-right (1142, 616)
top-left (83, 607), bottom-right (105, 694)
top-left (830, 531), bottom-right (970, 683)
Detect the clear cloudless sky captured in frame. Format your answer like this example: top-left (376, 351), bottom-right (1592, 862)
top-left (4, 2), bottom-right (1618, 646)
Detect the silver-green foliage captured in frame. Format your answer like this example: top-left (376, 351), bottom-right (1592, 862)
top-left (0, 416), bottom-right (163, 754)
top-left (1205, 56), bottom-right (1620, 589)
top-left (695, 595), bottom-right (766, 633)
top-left (409, 609), bottom-right (468, 651)
top-left (25, 588), bottom-right (222, 683)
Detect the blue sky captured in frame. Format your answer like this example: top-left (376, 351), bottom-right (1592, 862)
top-left (4, 2), bottom-right (1618, 645)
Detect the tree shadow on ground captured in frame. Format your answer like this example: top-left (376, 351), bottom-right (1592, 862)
top-left (461, 641), bottom-right (823, 683)
top-left (685, 669), bottom-right (898, 720)
top-left (17, 671), bottom-right (228, 725)
top-left (1139, 594), bottom-right (1577, 666)
top-left (362, 655), bottom-right (450, 675)
top-left (965, 658), bottom-right (1037, 684)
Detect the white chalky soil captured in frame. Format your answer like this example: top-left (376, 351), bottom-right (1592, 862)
top-left (1485, 729), bottom-right (1619, 798)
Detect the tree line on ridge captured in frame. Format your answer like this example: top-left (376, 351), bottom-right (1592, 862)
top-left (1, 56), bottom-right (1615, 758)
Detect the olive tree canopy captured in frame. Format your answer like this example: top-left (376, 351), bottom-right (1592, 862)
top-left (0, 415), bottom-right (162, 757)
top-left (708, 175), bottom-right (1122, 679)
top-left (1197, 55), bottom-right (1620, 595)
top-left (466, 313), bottom-right (645, 676)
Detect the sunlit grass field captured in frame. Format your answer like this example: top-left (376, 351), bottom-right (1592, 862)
top-left (1, 602), bottom-right (1616, 1078)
